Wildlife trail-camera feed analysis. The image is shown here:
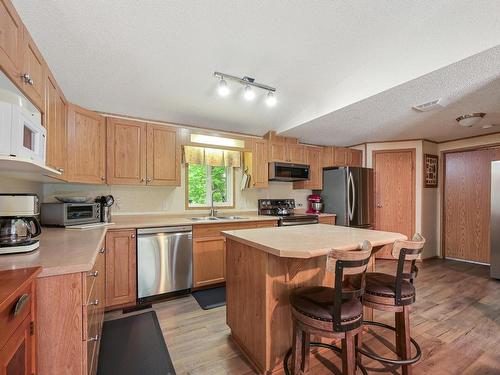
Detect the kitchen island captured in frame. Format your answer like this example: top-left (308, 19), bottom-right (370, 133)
top-left (222, 224), bottom-right (406, 374)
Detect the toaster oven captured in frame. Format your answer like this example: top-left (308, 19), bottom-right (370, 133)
top-left (41, 203), bottom-right (101, 227)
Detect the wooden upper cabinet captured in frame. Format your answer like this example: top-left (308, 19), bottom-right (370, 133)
top-left (0, 0), bottom-right (23, 82)
top-left (269, 142), bottom-right (286, 162)
top-left (347, 149), bottom-right (363, 167)
top-left (20, 26), bottom-right (45, 110)
top-left (294, 146), bottom-right (322, 190)
top-left (67, 104), bottom-right (106, 184)
top-left (105, 230), bottom-right (137, 308)
top-left (45, 73), bottom-right (67, 179)
top-left (146, 124), bottom-right (180, 186)
top-left (333, 147), bottom-right (348, 166)
top-left (106, 118), bottom-right (147, 185)
top-left (287, 143), bottom-right (306, 164)
top-left (321, 147), bottom-right (333, 168)
top-left (252, 139), bottom-right (268, 188)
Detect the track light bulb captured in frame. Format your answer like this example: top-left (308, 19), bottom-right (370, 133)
top-left (244, 85), bottom-right (255, 101)
top-left (217, 78), bottom-right (230, 97)
top-left (266, 91), bottom-right (277, 107)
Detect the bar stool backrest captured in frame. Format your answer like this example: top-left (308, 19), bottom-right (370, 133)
top-left (392, 233), bottom-right (426, 305)
top-left (326, 240), bottom-right (373, 331)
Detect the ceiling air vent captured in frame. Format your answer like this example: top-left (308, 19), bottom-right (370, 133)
top-left (412, 99), bottom-right (444, 112)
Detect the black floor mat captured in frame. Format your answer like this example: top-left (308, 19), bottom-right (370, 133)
top-left (97, 311), bottom-right (175, 375)
top-left (192, 286), bottom-right (226, 310)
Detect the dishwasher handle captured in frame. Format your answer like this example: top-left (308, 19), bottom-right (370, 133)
top-left (137, 226), bottom-right (192, 235)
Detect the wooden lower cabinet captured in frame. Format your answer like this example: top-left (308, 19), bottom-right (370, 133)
top-left (0, 268), bottom-right (40, 375)
top-left (105, 229), bottom-right (137, 309)
top-left (36, 244), bottom-right (105, 375)
top-left (192, 220), bottom-right (277, 288)
top-left (318, 215), bottom-right (336, 225)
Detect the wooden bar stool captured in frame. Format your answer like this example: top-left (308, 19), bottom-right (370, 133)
top-left (284, 240), bottom-right (373, 375)
top-left (358, 233), bottom-right (425, 375)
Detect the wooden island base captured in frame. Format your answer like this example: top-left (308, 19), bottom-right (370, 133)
top-left (226, 238), bottom-right (383, 374)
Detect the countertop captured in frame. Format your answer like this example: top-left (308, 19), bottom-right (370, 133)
top-left (0, 213), bottom-right (280, 278)
top-left (223, 224), bottom-right (406, 258)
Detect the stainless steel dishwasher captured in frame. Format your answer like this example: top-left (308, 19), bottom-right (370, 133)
top-left (137, 226), bottom-right (192, 303)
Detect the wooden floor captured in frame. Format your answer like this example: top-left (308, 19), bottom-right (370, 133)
top-left (105, 259), bottom-right (500, 374)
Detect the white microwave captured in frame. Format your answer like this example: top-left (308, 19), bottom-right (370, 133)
top-left (0, 95), bottom-right (46, 165)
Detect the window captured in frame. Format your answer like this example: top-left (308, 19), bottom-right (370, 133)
top-left (187, 164), bottom-right (234, 208)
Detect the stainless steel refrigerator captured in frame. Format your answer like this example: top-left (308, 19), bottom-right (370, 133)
top-left (491, 161), bottom-right (500, 279)
top-left (320, 167), bottom-right (374, 228)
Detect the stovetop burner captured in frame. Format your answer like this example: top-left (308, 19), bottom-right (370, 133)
top-left (258, 199), bottom-right (319, 226)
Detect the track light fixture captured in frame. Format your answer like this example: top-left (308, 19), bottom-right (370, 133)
top-left (214, 71), bottom-right (277, 107)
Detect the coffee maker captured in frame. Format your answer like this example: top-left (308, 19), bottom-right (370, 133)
top-left (306, 194), bottom-right (323, 214)
top-left (0, 194), bottom-right (41, 254)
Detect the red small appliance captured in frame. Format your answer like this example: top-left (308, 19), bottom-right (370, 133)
top-left (306, 194), bottom-right (323, 214)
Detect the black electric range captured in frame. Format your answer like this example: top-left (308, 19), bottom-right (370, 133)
top-left (258, 199), bottom-right (318, 226)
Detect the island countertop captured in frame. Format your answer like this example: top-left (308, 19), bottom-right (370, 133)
top-left (223, 224), bottom-right (406, 258)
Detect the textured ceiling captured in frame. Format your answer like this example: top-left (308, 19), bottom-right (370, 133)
top-left (12, 0), bottom-right (500, 143)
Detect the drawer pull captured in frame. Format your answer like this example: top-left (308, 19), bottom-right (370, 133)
top-left (87, 334), bottom-right (99, 342)
top-left (13, 294), bottom-right (30, 316)
top-left (87, 270), bottom-right (99, 278)
top-left (87, 299), bottom-right (99, 306)
top-left (99, 247), bottom-right (105, 254)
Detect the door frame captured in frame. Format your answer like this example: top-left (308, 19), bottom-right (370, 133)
top-left (440, 143), bottom-right (500, 260)
top-left (372, 148), bottom-right (416, 239)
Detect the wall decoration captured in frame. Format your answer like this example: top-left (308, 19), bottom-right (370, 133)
top-left (424, 154), bottom-right (438, 188)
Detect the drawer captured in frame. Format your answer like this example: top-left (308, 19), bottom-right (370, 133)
top-left (85, 310), bottom-right (100, 375)
top-left (85, 246), bottom-right (106, 305)
top-left (0, 283), bottom-right (33, 349)
top-left (193, 220), bottom-right (276, 238)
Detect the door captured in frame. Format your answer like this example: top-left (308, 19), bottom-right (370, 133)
top-left (373, 150), bottom-right (415, 258)
top-left (67, 105), bottom-right (106, 184)
top-left (106, 118), bottom-right (147, 185)
top-left (0, 316), bottom-right (33, 375)
top-left (0, 0), bottom-right (23, 82)
top-left (146, 124), bottom-right (180, 186)
top-left (105, 230), bottom-right (137, 308)
top-left (193, 236), bottom-right (225, 288)
top-left (443, 148), bottom-right (500, 263)
top-left (45, 73), bottom-right (67, 179)
top-left (21, 27), bottom-right (45, 110)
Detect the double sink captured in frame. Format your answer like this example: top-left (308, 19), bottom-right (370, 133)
top-left (189, 216), bottom-right (249, 222)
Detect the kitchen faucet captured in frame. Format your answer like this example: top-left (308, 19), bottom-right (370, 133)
top-left (209, 190), bottom-right (222, 217)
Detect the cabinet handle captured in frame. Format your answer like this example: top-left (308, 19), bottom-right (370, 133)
top-left (87, 334), bottom-right (99, 342)
top-left (87, 270), bottom-right (99, 278)
top-left (28, 78), bottom-right (34, 86)
top-left (56, 167), bottom-right (64, 173)
top-left (13, 294), bottom-right (30, 316)
top-left (87, 299), bottom-right (99, 306)
top-left (131, 234), bottom-right (136, 239)
top-left (101, 176), bottom-right (106, 181)
top-left (146, 177), bottom-right (152, 183)
top-left (140, 178), bottom-right (145, 183)
top-left (99, 247), bottom-right (105, 254)
top-left (20, 73), bottom-right (31, 83)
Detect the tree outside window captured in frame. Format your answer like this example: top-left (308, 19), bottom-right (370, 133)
top-left (187, 164), bottom-right (233, 207)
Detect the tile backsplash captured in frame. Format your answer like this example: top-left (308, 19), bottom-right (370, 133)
top-left (42, 167), bottom-right (311, 215)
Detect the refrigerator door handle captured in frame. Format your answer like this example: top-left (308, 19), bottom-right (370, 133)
top-left (346, 172), bottom-right (352, 225)
top-left (349, 172), bottom-right (356, 222)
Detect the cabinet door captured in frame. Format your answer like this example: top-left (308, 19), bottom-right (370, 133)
top-left (347, 149), bottom-right (363, 167)
top-left (0, 315), bottom-right (33, 375)
top-left (193, 236), bottom-right (225, 288)
top-left (67, 105), bottom-right (106, 184)
top-left (106, 118), bottom-right (147, 185)
top-left (294, 147), bottom-right (322, 190)
top-left (0, 0), bottom-right (23, 82)
top-left (252, 139), bottom-right (268, 188)
top-left (146, 124), bottom-right (180, 186)
top-left (105, 230), bottom-right (137, 308)
top-left (21, 27), bottom-right (45, 110)
top-left (269, 142), bottom-right (286, 162)
top-left (321, 147), bottom-right (334, 168)
top-left (287, 144), bottom-right (306, 164)
top-left (45, 73), bottom-right (67, 179)
top-left (333, 147), bottom-right (348, 166)
top-left (318, 216), bottom-right (336, 225)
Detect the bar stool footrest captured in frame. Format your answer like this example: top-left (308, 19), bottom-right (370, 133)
top-left (357, 320), bottom-right (421, 366)
top-left (283, 342), bottom-right (368, 375)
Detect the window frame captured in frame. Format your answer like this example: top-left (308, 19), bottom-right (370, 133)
top-left (185, 163), bottom-right (235, 209)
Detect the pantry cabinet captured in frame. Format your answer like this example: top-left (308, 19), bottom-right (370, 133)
top-left (106, 119), bottom-right (180, 186)
top-left (67, 104), bottom-right (106, 184)
top-left (45, 72), bottom-right (67, 180)
top-left (243, 138), bottom-right (269, 188)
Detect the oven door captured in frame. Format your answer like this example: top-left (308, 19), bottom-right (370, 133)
top-left (64, 204), bottom-right (100, 226)
top-left (10, 106), bottom-right (46, 164)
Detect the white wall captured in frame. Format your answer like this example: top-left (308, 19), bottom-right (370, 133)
top-left (42, 165), bottom-right (311, 215)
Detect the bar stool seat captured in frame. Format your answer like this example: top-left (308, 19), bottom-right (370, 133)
top-left (364, 273), bottom-right (415, 301)
top-left (290, 286), bottom-right (363, 324)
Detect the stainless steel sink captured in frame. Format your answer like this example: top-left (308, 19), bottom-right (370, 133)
top-left (189, 216), bottom-right (249, 221)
